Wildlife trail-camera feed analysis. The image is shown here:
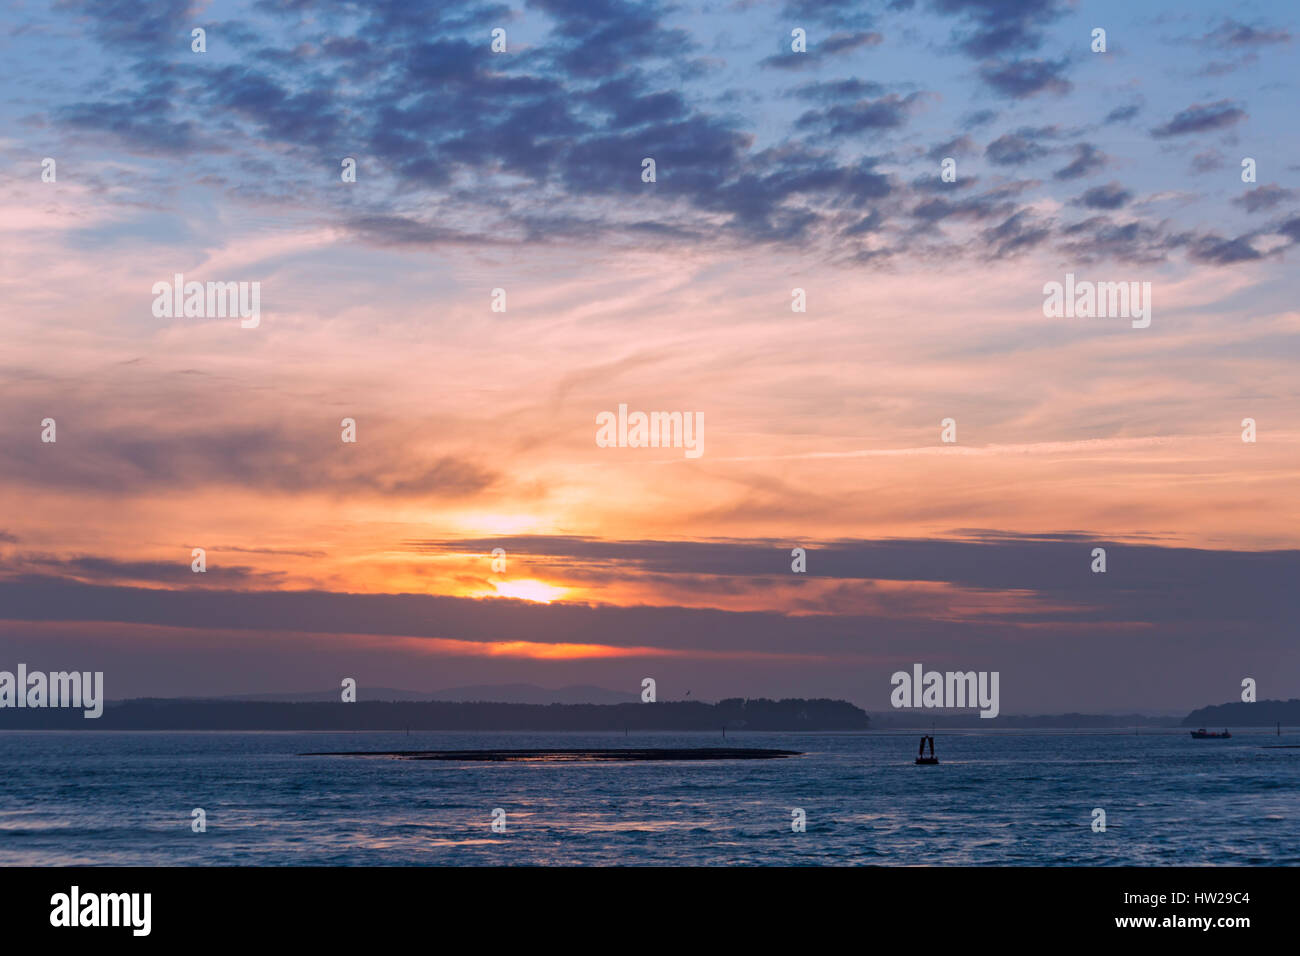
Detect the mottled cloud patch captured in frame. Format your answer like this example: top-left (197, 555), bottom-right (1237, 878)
top-left (1053, 143), bottom-right (1108, 180)
top-left (1151, 100), bottom-right (1247, 137)
top-left (1075, 182), bottom-right (1132, 210)
top-left (0, 415), bottom-right (497, 499)
top-left (794, 92), bottom-right (929, 137)
top-left (1, 554), bottom-right (282, 589)
top-left (932, 0), bottom-right (1067, 59)
top-left (1233, 184), bottom-right (1296, 214)
top-left (761, 30), bottom-right (883, 69)
top-left (1104, 104), bottom-right (1141, 124)
top-left (985, 135), bottom-right (1039, 167)
top-left (977, 58), bottom-right (1072, 99)
top-left (1187, 233), bottom-right (1262, 265)
top-left (1201, 19), bottom-right (1291, 49)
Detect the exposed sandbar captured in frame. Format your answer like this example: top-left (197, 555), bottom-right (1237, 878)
top-left (302, 747), bottom-right (802, 762)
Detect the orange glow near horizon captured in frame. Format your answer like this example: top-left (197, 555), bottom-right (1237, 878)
top-left (488, 579), bottom-right (569, 603)
top-left (386, 635), bottom-right (831, 661)
top-left (483, 640), bottom-right (656, 659)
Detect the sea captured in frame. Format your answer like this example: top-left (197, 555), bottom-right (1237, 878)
top-left (1, 730), bottom-right (1296, 865)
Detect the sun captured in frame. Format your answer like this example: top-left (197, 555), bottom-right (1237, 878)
top-left (491, 579), bottom-right (568, 604)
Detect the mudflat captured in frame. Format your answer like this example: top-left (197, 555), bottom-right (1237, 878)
top-left (302, 748), bottom-right (803, 762)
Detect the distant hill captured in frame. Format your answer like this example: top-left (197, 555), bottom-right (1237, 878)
top-left (429, 684), bottom-right (638, 705)
top-left (215, 687), bottom-right (432, 703)
top-left (0, 697), bottom-right (871, 731)
top-left (1182, 699), bottom-right (1300, 727)
top-left (208, 684), bottom-right (637, 705)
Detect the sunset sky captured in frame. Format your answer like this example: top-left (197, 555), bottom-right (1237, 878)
top-left (1, 0), bottom-right (1297, 711)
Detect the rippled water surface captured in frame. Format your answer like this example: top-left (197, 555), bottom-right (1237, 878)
top-left (2, 730), bottom-right (1295, 865)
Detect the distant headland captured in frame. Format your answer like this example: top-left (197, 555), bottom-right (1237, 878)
top-left (1181, 699), bottom-right (1300, 727)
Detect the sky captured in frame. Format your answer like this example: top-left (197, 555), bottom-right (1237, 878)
top-left (0, 0), bottom-right (1297, 712)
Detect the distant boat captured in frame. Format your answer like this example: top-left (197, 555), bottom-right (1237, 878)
top-left (915, 735), bottom-right (938, 764)
top-left (1190, 728), bottom-right (1231, 739)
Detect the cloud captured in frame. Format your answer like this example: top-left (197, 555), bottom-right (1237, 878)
top-left (794, 92), bottom-right (928, 137)
top-left (57, 91), bottom-right (205, 156)
top-left (5, 553), bottom-right (280, 588)
top-left (931, 0), bottom-right (1067, 59)
top-left (1187, 234), bottom-right (1262, 265)
top-left (1151, 99), bottom-right (1247, 137)
top-left (1189, 149), bottom-right (1227, 173)
top-left (823, 30), bottom-right (884, 54)
top-left (0, 415), bottom-right (498, 499)
top-left (9, 534), bottom-right (1298, 645)
top-left (534, 0), bottom-right (695, 79)
top-left (1053, 143), bottom-right (1108, 180)
top-left (789, 78), bottom-right (887, 102)
top-left (344, 215), bottom-right (494, 247)
top-left (1104, 104), bottom-right (1140, 124)
top-left (779, 0), bottom-right (877, 28)
top-left (1076, 182), bottom-right (1132, 210)
top-left (16, 0), bottom-right (1299, 290)
top-left (1057, 217), bottom-right (1185, 265)
top-left (977, 58), bottom-right (1072, 98)
top-left (926, 134), bottom-right (978, 160)
top-left (586, 74), bottom-right (689, 128)
top-left (1276, 217), bottom-right (1300, 244)
top-left (985, 132), bottom-right (1048, 166)
top-left (1201, 19), bottom-right (1291, 49)
top-left (962, 108), bottom-right (998, 128)
top-left (980, 209), bottom-right (1051, 258)
top-left (1232, 184), bottom-right (1296, 214)
top-left (405, 533), bottom-right (1300, 604)
top-left (55, 0), bottom-right (199, 53)
top-left (765, 29), bottom-right (884, 69)
top-left (909, 182), bottom-right (1025, 223)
